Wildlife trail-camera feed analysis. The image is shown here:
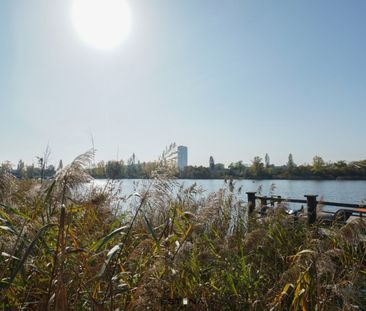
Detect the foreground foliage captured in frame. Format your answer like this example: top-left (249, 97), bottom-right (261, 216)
top-left (0, 150), bottom-right (365, 310)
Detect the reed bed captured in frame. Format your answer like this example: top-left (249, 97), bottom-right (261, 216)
top-left (0, 148), bottom-right (365, 310)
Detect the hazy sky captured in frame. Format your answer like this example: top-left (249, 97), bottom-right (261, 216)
top-left (1, 0), bottom-right (365, 167)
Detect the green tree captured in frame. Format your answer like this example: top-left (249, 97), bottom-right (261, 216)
top-left (228, 161), bottom-right (246, 178)
top-left (16, 160), bottom-right (26, 178)
top-left (1, 161), bottom-right (13, 173)
top-left (126, 153), bottom-right (137, 178)
top-left (265, 153), bottom-right (270, 168)
top-left (26, 164), bottom-right (35, 178)
top-left (312, 156), bottom-right (325, 175)
top-left (209, 156), bottom-right (215, 170)
top-left (106, 161), bottom-right (125, 179)
top-left (91, 161), bottom-right (106, 178)
top-left (250, 156), bottom-right (264, 178)
top-left (287, 153), bottom-right (296, 173)
top-left (44, 165), bottom-right (56, 178)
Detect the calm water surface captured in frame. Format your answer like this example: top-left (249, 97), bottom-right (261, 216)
top-left (92, 179), bottom-right (366, 208)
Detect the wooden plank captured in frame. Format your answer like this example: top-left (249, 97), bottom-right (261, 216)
top-left (253, 195), bottom-right (366, 216)
top-left (319, 201), bottom-right (365, 208)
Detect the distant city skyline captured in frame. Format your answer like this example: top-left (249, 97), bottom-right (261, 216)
top-left (1, 144), bottom-right (362, 169)
top-left (1, 0), bottom-right (366, 166)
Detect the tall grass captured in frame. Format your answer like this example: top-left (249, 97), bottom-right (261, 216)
top-left (0, 148), bottom-right (365, 310)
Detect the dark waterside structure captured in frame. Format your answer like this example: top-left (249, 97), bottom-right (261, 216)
top-left (247, 192), bottom-right (366, 225)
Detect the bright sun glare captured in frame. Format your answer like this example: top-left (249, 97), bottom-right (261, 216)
top-left (71, 0), bottom-right (132, 50)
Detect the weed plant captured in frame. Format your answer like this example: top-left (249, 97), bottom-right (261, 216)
top-left (0, 147), bottom-right (365, 310)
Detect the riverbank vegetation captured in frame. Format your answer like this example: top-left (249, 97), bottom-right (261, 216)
top-left (3, 152), bottom-right (366, 180)
top-left (1, 149), bottom-right (365, 310)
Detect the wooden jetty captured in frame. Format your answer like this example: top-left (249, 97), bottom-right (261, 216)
top-left (246, 192), bottom-right (366, 225)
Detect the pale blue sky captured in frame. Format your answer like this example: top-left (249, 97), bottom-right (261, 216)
top-left (1, 0), bottom-right (365, 166)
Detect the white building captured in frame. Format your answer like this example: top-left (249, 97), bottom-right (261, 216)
top-left (177, 145), bottom-right (188, 171)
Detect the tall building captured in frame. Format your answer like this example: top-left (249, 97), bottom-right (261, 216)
top-left (177, 145), bottom-right (188, 171)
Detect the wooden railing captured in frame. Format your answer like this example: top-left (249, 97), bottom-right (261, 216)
top-left (246, 192), bottom-right (366, 225)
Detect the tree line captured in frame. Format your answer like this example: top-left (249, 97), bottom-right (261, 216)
top-left (0, 158), bottom-right (59, 179)
top-left (1, 153), bottom-right (366, 180)
top-left (179, 154), bottom-right (366, 180)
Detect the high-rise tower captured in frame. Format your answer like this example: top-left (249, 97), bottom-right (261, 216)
top-left (177, 145), bottom-right (188, 171)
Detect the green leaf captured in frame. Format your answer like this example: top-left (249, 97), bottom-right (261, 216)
top-left (226, 273), bottom-right (238, 296)
top-left (6, 224), bottom-right (57, 288)
top-left (0, 225), bottom-right (16, 234)
top-left (93, 226), bottom-right (128, 252)
top-left (142, 212), bottom-right (160, 249)
top-left (0, 203), bottom-right (31, 221)
top-left (107, 244), bottom-right (121, 257)
top-left (44, 180), bottom-right (56, 203)
top-left (1, 252), bottom-right (20, 261)
top-left (98, 244), bottom-right (121, 278)
top-left (281, 283), bottom-right (294, 295)
top-left (0, 216), bottom-right (18, 235)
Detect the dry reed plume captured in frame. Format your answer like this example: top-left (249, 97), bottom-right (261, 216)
top-left (0, 146), bottom-right (365, 310)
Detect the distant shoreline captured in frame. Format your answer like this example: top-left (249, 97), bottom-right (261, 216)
top-left (91, 176), bottom-right (366, 181)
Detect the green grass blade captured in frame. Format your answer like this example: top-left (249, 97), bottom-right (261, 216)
top-left (142, 212), bottom-right (160, 249)
top-left (93, 226), bottom-right (128, 252)
top-left (5, 223), bottom-right (57, 288)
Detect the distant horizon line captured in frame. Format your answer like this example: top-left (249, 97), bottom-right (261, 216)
top-left (1, 153), bottom-right (365, 169)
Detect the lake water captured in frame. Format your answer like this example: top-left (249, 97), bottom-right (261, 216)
top-left (92, 179), bottom-right (366, 211)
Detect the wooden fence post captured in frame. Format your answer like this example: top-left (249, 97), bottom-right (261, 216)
top-left (304, 195), bottom-right (318, 225)
top-left (246, 192), bottom-right (256, 214)
top-left (260, 196), bottom-right (268, 206)
top-left (277, 196), bottom-right (282, 207)
top-left (270, 196), bottom-right (275, 207)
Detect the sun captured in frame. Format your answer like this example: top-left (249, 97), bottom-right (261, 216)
top-left (71, 0), bottom-right (132, 50)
